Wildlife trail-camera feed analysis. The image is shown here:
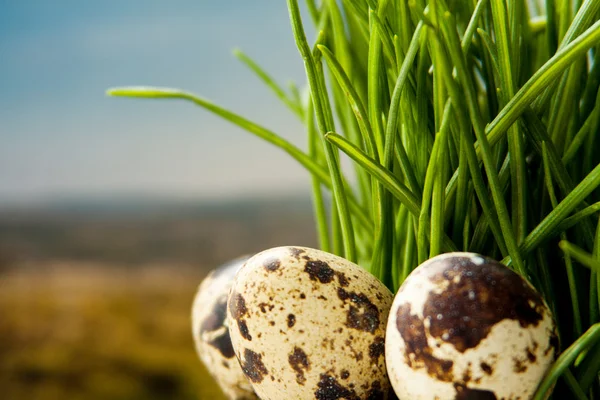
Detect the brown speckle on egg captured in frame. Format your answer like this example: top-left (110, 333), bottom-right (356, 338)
top-left (369, 337), bottom-right (385, 362)
top-left (395, 302), bottom-right (455, 382)
top-left (421, 256), bottom-right (546, 352)
top-left (288, 347), bottom-right (310, 385)
top-left (338, 288), bottom-right (380, 333)
top-left (200, 296), bottom-right (228, 334)
top-left (315, 374), bottom-right (359, 400)
top-left (305, 260), bottom-right (335, 283)
top-left (366, 380), bottom-right (385, 399)
top-left (207, 332), bottom-right (236, 359)
top-left (480, 362), bottom-right (492, 375)
top-left (287, 314), bottom-right (296, 328)
top-left (241, 348), bottom-right (269, 384)
top-left (454, 384), bottom-right (497, 399)
top-left (290, 247), bottom-right (306, 259)
top-left (230, 291), bottom-right (248, 319)
top-left (230, 291), bottom-right (253, 341)
top-left (238, 320), bottom-right (253, 341)
top-left (264, 257), bottom-right (281, 272)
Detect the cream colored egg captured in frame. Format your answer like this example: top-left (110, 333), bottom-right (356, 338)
top-left (227, 246), bottom-right (395, 400)
top-left (192, 255), bottom-right (259, 400)
top-left (386, 252), bottom-right (558, 399)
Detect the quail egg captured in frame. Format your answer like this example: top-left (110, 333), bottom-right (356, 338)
top-left (192, 255), bottom-right (258, 400)
top-left (227, 246), bottom-right (395, 399)
top-left (385, 252), bottom-right (558, 399)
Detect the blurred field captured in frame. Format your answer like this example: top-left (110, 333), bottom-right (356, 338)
top-left (0, 197), bottom-right (316, 400)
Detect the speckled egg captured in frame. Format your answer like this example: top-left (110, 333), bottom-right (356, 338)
top-left (385, 252), bottom-right (558, 399)
top-left (227, 246), bottom-right (395, 400)
top-left (192, 255), bottom-right (259, 400)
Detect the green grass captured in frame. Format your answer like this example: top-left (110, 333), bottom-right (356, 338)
top-left (108, 0), bottom-right (600, 397)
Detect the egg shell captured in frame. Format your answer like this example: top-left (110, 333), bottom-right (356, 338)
top-left (192, 255), bottom-right (259, 400)
top-left (385, 252), bottom-right (558, 400)
top-left (227, 246), bottom-right (395, 400)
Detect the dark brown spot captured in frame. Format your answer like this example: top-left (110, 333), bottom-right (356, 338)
top-left (290, 247), bottom-right (306, 259)
top-left (454, 384), bottom-right (497, 399)
top-left (229, 291), bottom-right (248, 320)
top-left (366, 380), bottom-right (385, 400)
top-left (421, 255), bottom-right (547, 353)
top-left (300, 293), bottom-right (306, 299)
top-left (288, 347), bottom-right (310, 385)
top-left (287, 314), bottom-right (296, 328)
top-left (545, 331), bottom-right (559, 357)
top-left (264, 257), bottom-right (281, 272)
top-left (305, 260), bottom-right (335, 284)
top-left (513, 357), bottom-right (527, 373)
top-left (240, 349), bottom-right (268, 383)
top-left (336, 272), bottom-right (350, 287)
top-left (343, 338), bottom-right (364, 361)
top-left (462, 364), bottom-right (472, 384)
top-left (229, 291), bottom-right (253, 341)
top-left (338, 288), bottom-right (380, 334)
top-left (396, 303), bottom-right (454, 382)
top-left (200, 296), bottom-right (227, 334)
top-left (258, 302), bottom-right (274, 313)
top-left (315, 374), bottom-right (359, 400)
top-left (238, 320), bottom-right (252, 341)
top-left (369, 337), bottom-right (385, 361)
top-left (526, 347), bottom-right (536, 363)
top-left (207, 332), bottom-right (235, 358)
top-left (480, 362), bottom-right (493, 375)
top-left (340, 370), bottom-right (350, 379)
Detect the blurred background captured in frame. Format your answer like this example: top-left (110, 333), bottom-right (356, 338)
top-left (0, 1), bottom-right (318, 399)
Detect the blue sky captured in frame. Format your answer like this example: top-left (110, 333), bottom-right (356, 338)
top-left (0, 1), bottom-right (315, 203)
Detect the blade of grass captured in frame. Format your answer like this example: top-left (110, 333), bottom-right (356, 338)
top-left (562, 94), bottom-right (600, 165)
top-left (233, 48), bottom-right (304, 120)
top-left (556, 201), bottom-right (600, 233)
top-left (544, 143), bottom-right (583, 338)
top-left (306, 97), bottom-right (331, 252)
top-left (532, 0), bottom-right (600, 112)
top-left (325, 131), bottom-right (459, 252)
top-left (576, 340), bottom-right (600, 392)
top-left (545, 0), bottom-right (558, 54)
top-left (490, 0), bottom-right (528, 244)
top-left (430, 130), bottom-right (448, 258)
top-left (106, 86), bottom-right (373, 234)
top-left (533, 323), bottom-right (600, 400)
top-left (306, 0), bottom-right (321, 25)
top-left (560, 241), bottom-right (600, 272)
top-left (461, 0), bottom-right (489, 53)
top-left (432, 40), bottom-right (509, 258)
top-left (369, 11), bottom-right (398, 73)
top-left (383, 20), bottom-right (424, 195)
top-left (367, 7), bottom-right (386, 160)
top-left (486, 18), bottom-right (600, 150)
top-left (561, 369), bottom-right (589, 400)
top-left (437, 6), bottom-right (525, 274)
top-left (508, 161), bottom-right (600, 262)
top-left (318, 45), bottom-right (378, 159)
top-left (287, 0), bottom-right (357, 262)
